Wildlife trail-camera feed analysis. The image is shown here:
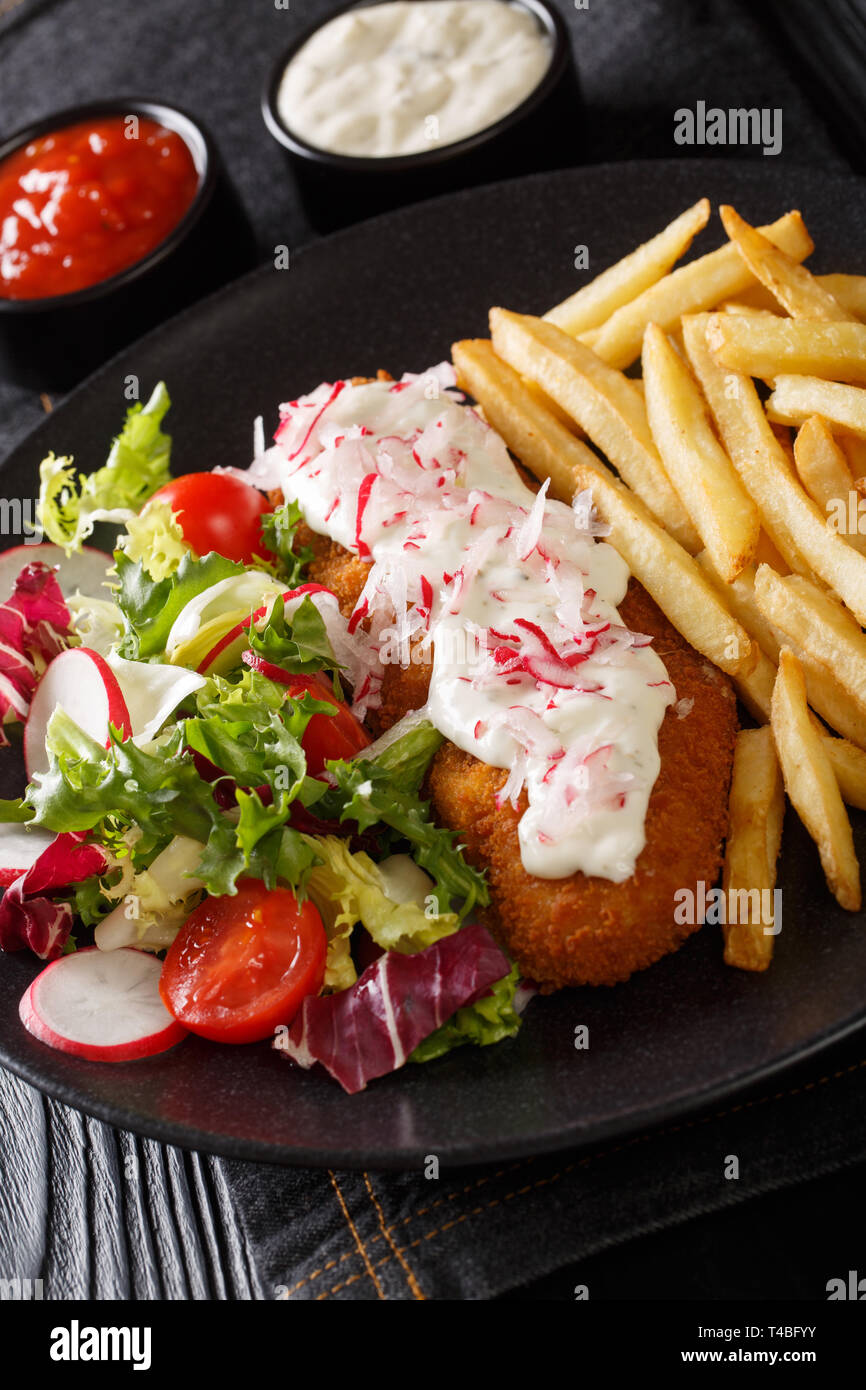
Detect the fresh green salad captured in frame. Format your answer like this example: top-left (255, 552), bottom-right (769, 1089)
top-left (0, 386), bottom-right (526, 1092)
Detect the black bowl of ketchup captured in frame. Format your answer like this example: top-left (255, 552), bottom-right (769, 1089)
top-left (0, 100), bottom-right (255, 390)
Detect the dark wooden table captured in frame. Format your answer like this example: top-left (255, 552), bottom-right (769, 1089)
top-left (0, 1069), bottom-right (261, 1298)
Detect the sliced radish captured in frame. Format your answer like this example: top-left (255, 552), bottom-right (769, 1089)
top-left (242, 650), bottom-right (288, 684)
top-left (0, 543), bottom-right (111, 600)
top-left (19, 946), bottom-right (187, 1061)
top-left (24, 647), bottom-right (132, 780)
top-left (197, 603), bottom-right (269, 676)
top-left (0, 822), bottom-right (57, 887)
top-left (105, 652), bottom-right (205, 743)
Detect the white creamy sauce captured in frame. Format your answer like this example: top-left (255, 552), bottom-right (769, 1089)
top-left (276, 0), bottom-right (552, 158)
top-left (269, 367), bottom-right (676, 882)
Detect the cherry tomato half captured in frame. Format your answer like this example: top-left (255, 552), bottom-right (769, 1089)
top-left (242, 652), bottom-right (371, 774)
top-left (146, 473), bottom-right (274, 566)
top-left (159, 880), bottom-right (326, 1043)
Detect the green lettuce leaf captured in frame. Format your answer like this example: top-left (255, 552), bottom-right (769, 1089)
top-left (365, 717), bottom-right (444, 795)
top-left (319, 754), bottom-right (488, 919)
top-left (409, 963), bottom-right (523, 1063)
top-left (260, 498), bottom-right (314, 588)
top-left (68, 868), bottom-right (123, 928)
top-left (114, 548), bottom-right (245, 660)
top-left (247, 593), bottom-right (342, 683)
top-left (26, 706), bottom-right (320, 898)
top-left (185, 668), bottom-right (333, 810)
top-left (303, 835), bottom-right (458, 991)
top-left (29, 711), bottom-right (219, 847)
top-left (38, 383), bottom-right (173, 553)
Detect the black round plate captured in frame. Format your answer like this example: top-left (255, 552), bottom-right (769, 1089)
top-left (1, 160), bottom-right (865, 1169)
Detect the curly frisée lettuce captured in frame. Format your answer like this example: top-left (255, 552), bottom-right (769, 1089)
top-left (320, 749), bottom-right (489, 919)
top-left (90, 834), bottom-right (208, 953)
top-left (38, 383), bottom-right (173, 553)
top-left (304, 835), bottom-right (459, 990)
top-left (25, 701), bottom-right (323, 898)
top-left (260, 498), bottom-right (314, 589)
top-left (185, 667), bottom-right (337, 801)
top-left (120, 497), bottom-right (190, 582)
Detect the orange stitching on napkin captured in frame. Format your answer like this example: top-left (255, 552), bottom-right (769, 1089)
top-left (312, 1052), bottom-right (866, 1293)
top-left (286, 1161), bottom-right (533, 1297)
top-left (281, 1252), bottom-right (350, 1297)
top-left (363, 1171), bottom-right (426, 1300)
top-left (327, 1170), bottom-right (386, 1300)
top-left (317, 1269), bottom-right (368, 1299)
top-left (361, 1158), bottom-right (535, 1251)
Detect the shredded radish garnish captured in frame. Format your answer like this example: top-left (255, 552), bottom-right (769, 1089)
top-left (515, 478), bottom-right (549, 560)
top-left (266, 367), bottom-right (676, 880)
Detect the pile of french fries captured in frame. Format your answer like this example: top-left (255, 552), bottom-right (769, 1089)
top-left (452, 196), bottom-right (866, 972)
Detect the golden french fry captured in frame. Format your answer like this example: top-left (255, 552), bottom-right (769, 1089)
top-left (719, 204), bottom-right (854, 322)
top-left (771, 649), bottom-right (861, 911)
top-left (769, 422), bottom-right (796, 472)
top-left (754, 531), bottom-right (789, 573)
top-left (813, 273), bottom-right (866, 321)
top-left (767, 376), bottom-right (866, 438)
top-left (725, 281), bottom-right (788, 314)
top-left (727, 272), bottom-right (866, 319)
top-left (841, 432), bottom-right (866, 480)
top-left (451, 337), bottom-right (756, 676)
top-left (718, 302), bottom-right (782, 320)
top-left (815, 725), bottom-right (866, 811)
top-left (544, 198), bottom-right (711, 336)
top-left (707, 314), bottom-right (866, 385)
top-left (793, 416), bottom-right (866, 557)
top-left (583, 211), bottom-right (814, 370)
top-left (684, 316), bottom-right (866, 618)
top-left (698, 552), bottom-right (866, 745)
top-left (732, 270), bottom-right (866, 321)
top-left (755, 566), bottom-right (866, 716)
top-left (642, 322), bottom-right (760, 581)
top-left (488, 309), bottom-right (701, 551)
top-left (696, 554), bottom-right (781, 658)
top-left (521, 375), bottom-right (577, 429)
top-left (723, 726), bottom-right (785, 971)
top-left (732, 648), bottom-right (778, 724)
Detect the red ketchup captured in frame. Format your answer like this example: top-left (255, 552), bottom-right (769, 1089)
top-left (0, 116), bottom-right (199, 300)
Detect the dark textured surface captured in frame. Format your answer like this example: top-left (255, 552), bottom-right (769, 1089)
top-left (0, 0), bottom-right (847, 463)
top-left (0, 0), bottom-right (864, 1301)
top-left (764, 0), bottom-right (866, 171)
top-left (2, 161), bottom-right (866, 1171)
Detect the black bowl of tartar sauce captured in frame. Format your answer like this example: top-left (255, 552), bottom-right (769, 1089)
top-left (262, 0), bottom-right (582, 232)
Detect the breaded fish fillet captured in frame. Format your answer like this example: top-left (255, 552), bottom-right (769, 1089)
top-left (427, 583), bottom-right (737, 989)
top-left (289, 518), bottom-right (738, 989)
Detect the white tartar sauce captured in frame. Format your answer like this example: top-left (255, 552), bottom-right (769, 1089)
top-left (276, 0), bottom-right (552, 158)
top-left (264, 367), bottom-right (675, 882)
